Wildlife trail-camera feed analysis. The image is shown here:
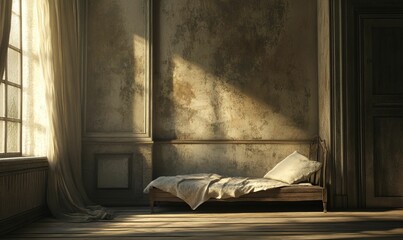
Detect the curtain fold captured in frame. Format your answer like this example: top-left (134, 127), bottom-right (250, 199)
top-left (38, 0), bottom-right (113, 222)
top-left (0, 0), bottom-right (13, 79)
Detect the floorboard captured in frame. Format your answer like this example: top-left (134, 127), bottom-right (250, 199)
top-left (2, 206), bottom-right (403, 239)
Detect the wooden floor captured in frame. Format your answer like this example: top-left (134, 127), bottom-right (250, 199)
top-left (3, 204), bottom-right (403, 239)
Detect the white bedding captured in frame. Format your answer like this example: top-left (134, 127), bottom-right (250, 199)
top-left (143, 173), bottom-right (290, 210)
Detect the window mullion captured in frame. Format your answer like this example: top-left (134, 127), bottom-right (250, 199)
top-left (4, 74), bottom-right (8, 153)
top-left (1, 0), bottom-right (23, 156)
top-left (5, 82), bottom-right (21, 88)
top-left (10, 118), bottom-right (22, 124)
top-left (19, 0), bottom-right (22, 155)
top-left (8, 45), bottom-right (21, 53)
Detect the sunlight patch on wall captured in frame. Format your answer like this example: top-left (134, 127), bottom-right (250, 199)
top-left (171, 55), bottom-right (309, 140)
top-left (85, 0), bottom-right (148, 136)
top-left (132, 34), bottom-right (146, 133)
top-left (154, 0), bottom-right (318, 141)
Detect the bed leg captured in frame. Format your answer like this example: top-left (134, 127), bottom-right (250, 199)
top-left (149, 188), bottom-right (156, 213)
top-left (150, 200), bottom-right (155, 213)
top-left (322, 188), bottom-right (328, 213)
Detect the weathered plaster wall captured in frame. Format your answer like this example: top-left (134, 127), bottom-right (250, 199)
top-left (154, 143), bottom-right (312, 177)
top-left (86, 0), bottom-right (146, 134)
top-left (153, 0), bottom-right (318, 177)
top-left (154, 0), bottom-right (318, 141)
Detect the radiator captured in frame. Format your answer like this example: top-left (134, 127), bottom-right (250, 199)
top-left (0, 157), bottom-right (48, 235)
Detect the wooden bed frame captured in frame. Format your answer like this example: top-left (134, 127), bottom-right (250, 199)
top-left (148, 137), bottom-right (328, 213)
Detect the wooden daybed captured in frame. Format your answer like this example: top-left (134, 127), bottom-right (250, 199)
top-left (148, 137), bottom-right (328, 213)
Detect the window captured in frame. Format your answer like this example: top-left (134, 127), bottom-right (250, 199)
top-left (0, 0), bottom-right (22, 156)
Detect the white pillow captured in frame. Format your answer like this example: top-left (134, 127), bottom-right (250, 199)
top-left (263, 151), bottom-right (322, 184)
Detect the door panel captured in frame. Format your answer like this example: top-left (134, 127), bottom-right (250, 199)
top-left (372, 27), bottom-right (403, 95)
top-left (373, 116), bottom-right (403, 197)
top-left (362, 18), bottom-right (403, 207)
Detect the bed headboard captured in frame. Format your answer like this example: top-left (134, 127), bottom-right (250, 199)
top-left (308, 136), bottom-right (328, 187)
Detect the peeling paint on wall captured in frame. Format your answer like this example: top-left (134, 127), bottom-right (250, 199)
top-left (154, 0), bottom-right (318, 140)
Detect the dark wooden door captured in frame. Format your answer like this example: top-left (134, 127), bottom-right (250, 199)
top-left (362, 18), bottom-right (403, 207)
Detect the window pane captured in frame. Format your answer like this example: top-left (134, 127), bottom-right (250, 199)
top-left (12, 0), bottom-right (20, 15)
top-left (7, 122), bottom-right (20, 153)
top-left (7, 85), bottom-right (21, 119)
top-left (0, 121), bottom-right (4, 153)
top-left (0, 84), bottom-right (4, 117)
top-left (7, 48), bottom-right (21, 85)
top-left (10, 13), bottom-right (21, 48)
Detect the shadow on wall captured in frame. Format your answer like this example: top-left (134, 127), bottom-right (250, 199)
top-left (153, 0), bottom-right (319, 141)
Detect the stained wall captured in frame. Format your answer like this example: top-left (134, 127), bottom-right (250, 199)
top-left (154, 0), bottom-right (318, 141)
top-left (153, 0), bottom-right (319, 177)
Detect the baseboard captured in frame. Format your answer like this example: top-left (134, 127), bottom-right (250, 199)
top-left (0, 206), bottom-right (49, 236)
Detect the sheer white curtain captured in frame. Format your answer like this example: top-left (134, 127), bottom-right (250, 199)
top-left (0, 0), bottom-right (12, 78)
top-left (37, 0), bottom-right (112, 222)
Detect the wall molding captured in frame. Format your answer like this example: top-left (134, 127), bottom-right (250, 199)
top-left (82, 137), bottom-right (154, 143)
top-left (330, 0), bottom-right (347, 209)
top-left (154, 139), bottom-right (316, 145)
top-left (82, 0), bottom-right (153, 141)
top-left (95, 153), bottom-right (132, 190)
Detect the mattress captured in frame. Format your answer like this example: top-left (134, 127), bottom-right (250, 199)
top-left (144, 173), bottom-right (291, 209)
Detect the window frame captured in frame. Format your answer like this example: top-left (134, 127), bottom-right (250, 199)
top-left (0, 0), bottom-right (23, 157)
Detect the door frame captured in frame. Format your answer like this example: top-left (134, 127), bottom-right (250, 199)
top-left (330, 0), bottom-right (403, 208)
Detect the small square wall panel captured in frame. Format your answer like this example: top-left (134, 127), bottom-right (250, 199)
top-left (96, 154), bottom-right (131, 189)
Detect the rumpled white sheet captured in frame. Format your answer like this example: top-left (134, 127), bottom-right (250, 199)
top-left (144, 173), bottom-right (289, 210)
